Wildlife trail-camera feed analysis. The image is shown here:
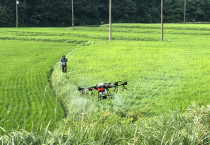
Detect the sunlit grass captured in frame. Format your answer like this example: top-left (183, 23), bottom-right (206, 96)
top-left (53, 40), bottom-right (210, 116)
top-left (0, 40), bottom-right (76, 133)
top-left (0, 23), bottom-right (209, 144)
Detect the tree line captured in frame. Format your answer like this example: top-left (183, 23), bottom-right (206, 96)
top-left (0, 0), bottom-right (210, 27)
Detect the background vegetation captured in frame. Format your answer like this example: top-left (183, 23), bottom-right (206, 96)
top-left (1, 0), bottom-right (210, 27)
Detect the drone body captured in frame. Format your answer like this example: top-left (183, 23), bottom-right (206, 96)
top-left (78, 81), bottom-right (129, 101)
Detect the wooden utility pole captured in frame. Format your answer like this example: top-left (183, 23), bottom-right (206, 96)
top-left (109, 0), bottom-right (112, 42)
top-left (161, 0), bottom-right (164, 41)
top-left (184, 0), bottom-right (186, 23)
top-left (72, 0), bottom-right (74, 29)
top-left (16, 0), bottom-right (19, 27)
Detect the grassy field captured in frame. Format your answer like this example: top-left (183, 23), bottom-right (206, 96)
top-left (0, 24), bottom-right (209, 144)
top-left (0, 40), bottom-right (78, 133)
top-left (55, 41), bottom-right (209, 115)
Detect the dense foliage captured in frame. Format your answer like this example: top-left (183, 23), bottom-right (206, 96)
top-left (0, 103), bottom-right (209, 144)
top-left (1, 0), bottom-right (210, 27)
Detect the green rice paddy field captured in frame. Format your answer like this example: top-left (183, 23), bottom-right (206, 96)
top-left (0, 24), bottom-right (209, 144)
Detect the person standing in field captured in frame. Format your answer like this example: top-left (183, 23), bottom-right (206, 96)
top-left (60, 55), bottom-right (68, 73)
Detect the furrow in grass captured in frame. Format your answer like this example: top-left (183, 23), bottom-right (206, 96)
top-left (0, 37), bottom-right (88, 44)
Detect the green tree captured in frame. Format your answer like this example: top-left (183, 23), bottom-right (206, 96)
top-left (0, 6), bottom-right (13, 26)
top-left (1, 0), bottom-right (210, 26)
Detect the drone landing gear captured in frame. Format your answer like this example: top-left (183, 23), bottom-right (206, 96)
top-left (90, 90), bottom-right (94, 96)
top-left (122, 86), bottom-right (128, 92)
top-left (122, 82), bottom-right (128, 92)
top-left (97, 88), bottom-right (113, 102)
top-left (97, 95), bottom-right (113, 102)
top-left (113, 88), bottom-right (118, 92)
top-left (113, 81), bottom-right (121, 93)
top-left (78, 87), bottom-right (85, 97)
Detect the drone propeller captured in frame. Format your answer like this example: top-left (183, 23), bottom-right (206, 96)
top-left (120, 80), bottom-right (131, 90)
top-left (78, 87), bottom-right (87, 96)
top-left (87, 87), bottom-right (94, 91)
top-left (78, 87), bottom-right (85, 91)
top-left (88, 85), bottom-right (98, 90)
top-left (113, 81), bottom-right (121, 86)
top-left (121, 80), bottom-right (131, 85)
top-left (121, 81), bottom-right (127, 86)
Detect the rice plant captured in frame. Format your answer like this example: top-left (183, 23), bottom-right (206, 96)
top-left (0, 23), bottom-right (209, 143)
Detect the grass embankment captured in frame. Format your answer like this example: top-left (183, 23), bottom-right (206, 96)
top-left (0, 24), bottom-right (209, 144)
top-left (1, 103), bottom-right (209, 144)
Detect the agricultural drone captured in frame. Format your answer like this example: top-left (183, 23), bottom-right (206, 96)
top-left (78, 81), bottom-right (129, 101)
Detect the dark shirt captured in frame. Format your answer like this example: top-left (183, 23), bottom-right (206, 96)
top-left (60, 58), bottom-right (68, 66)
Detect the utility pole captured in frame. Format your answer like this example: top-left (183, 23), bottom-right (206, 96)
top-left (109, 0), bottom-right (112, 42)
top-left (184, 0), bottom-right (186, 23)
top-left (161, 0), bottom-right (164, 41)
top-left (72, 0), bottom-right (74, 29)
top-left (16, 0), bottom-right (19, 27)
